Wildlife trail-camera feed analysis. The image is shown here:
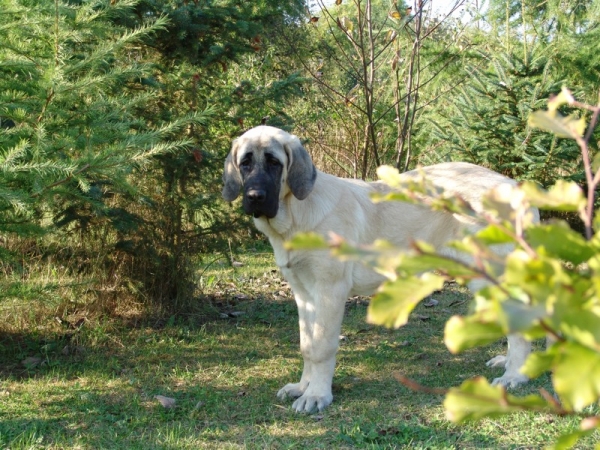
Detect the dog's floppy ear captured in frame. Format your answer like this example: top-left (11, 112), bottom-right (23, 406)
top-left (222, 139), bottom-right (242, 201)
top-left (285, 135), bottom-right (317, 200)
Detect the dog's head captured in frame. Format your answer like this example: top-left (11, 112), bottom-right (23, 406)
top-left (222, 126), bottom-right (317, 219)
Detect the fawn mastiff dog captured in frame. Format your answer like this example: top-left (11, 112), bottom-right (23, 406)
top-left (222, 125), bottom-right (535, 413)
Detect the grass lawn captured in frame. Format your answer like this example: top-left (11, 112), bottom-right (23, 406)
top-left (1, 247), bottom-right (598, 449)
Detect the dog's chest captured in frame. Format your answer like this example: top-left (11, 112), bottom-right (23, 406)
top-left (253, 216), bottom-right (292, 267)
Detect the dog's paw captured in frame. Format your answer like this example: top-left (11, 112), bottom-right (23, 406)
top-left (486, 355), bottom-right (507, 369)
top-left (291, 392), bottom-right (333, 413)
top-left (491, 372), bottom-right (529, 388)
top-left (276, 382), bottom-right (306, 400)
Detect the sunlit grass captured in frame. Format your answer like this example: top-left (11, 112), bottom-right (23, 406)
top-left (0, 248), bottom-right (598, 448)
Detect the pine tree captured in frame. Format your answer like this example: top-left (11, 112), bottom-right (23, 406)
top-left (0, 0), bottom-right (210, 302)
top-left (101, 0), bottom-right (307, 307)
top-left (425, 0), bottom-right (599, 187)
top-left (428, 46), bottom-right (579, 186)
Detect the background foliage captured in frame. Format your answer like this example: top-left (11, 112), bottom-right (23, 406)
top-left (0, 0), bottom-right (305, 314)
top-left (2, 0), bottom-right (598, 315)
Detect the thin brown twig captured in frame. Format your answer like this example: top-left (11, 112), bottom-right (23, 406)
top-left (392, 371), bottom-right (447, 395)
top-left (538, 388), bottom-right (569, 416)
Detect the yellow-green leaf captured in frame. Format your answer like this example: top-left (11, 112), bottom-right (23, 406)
top-left (500, 299), bottom-right (547, 334)
top-left (367, 273), bottom-right (444, 328)
top-left (527, 222), bottom-right (595, 265)
top-left (444, 377), bottom-right (547, 423)
top-left (504, 250), bottom-right (569, 302)
top-left (394, 252), bottom-right (479, 278)
top-left (547, 87), bottom-right (575, 113)
top-left (550, 428), bottom-right (596, 450)
top-left (338, 16), bottom-right (353, 32)
top-left (521, 351), bottom-right (555, 379)
top-left (376, 165), bottom-right (405, 188)
top-left (444, 315), bottom-right (504, 354)
top-left (284, 232), bottom-right (327, 250)
top-left (593, 152), bottom-right (600, 172)
top-left (475, 224), bottom-right (515, 245)
top-left (528, 110), bottom-right (586, 139)
top-left (553, 342), bottom-right (600, 411)
top-left (556, 304), bottom-right (600, 353)
top-left (520, 180), bottom-right (585, 212)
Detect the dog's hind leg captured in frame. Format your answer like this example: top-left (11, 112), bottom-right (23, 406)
top-left (488, 333), bottom-right (530, 388)
top-left (467, 267), bottom-right (530, 389)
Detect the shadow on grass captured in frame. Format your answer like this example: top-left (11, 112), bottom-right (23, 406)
top-left (0, 296), bottom-right (509, 448)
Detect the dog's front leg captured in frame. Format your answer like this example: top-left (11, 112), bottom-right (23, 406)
top-left (293, 282), bottom-right (348, 413)
top-left (276, 286), bottom-right (314, 400)
top-left (278, 266), bottom-right (350, 413)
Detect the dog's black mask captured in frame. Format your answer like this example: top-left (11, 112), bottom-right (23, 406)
top-left (239, 152), bottom-right (283, 219)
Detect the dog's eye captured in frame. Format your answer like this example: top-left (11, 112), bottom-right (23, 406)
top-left (266, 156), bottom-right (281, 167)
top-left (240, 157), bottom-right (252, 169)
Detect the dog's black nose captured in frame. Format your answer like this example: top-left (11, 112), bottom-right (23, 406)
top-left (246, 189), bottom-right (266, 203)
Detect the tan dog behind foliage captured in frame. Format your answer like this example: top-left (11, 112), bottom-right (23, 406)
top-left (223, 125), bottom-right (535, 413)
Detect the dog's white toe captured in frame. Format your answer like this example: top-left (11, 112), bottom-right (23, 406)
top-left (486, 355), bottom-right (507, 368)
top-left (491, 373), bottom-right (529, 388)
top-left (291, 392), bottom-right (333, 413)
top-left (277, 382), bottom-right (306, 400)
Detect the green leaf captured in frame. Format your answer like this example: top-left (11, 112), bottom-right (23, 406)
top-left (444, 315), bottom-right (504, 354)
top-left (500, 300), bottom-right (547, 334)
top-left (550, 428), bottom-right (596, 450)
top-left (367, 273), bottom-right (445, 328)
top-left (521, 351), bottom-right (555, 379)
top-left (527, 222), bottom-right (595, 265)
top-left (547, 87), bottom-right (575, 113)
top-left (552, 342), bottom-right (600, 411)
top-left (284, 232), bottom-right (328, 250)
top-left (528, 110), bottom-right (586, 139)
top-left (504, 250), bottom-right (572, 303)
top-left (444, 377), bottom-right (548, 423)
top-left (556, 305), bottom-right (600, 353)
top-left (394, 249), bottom-right (480, 279)
top-left (475, 224), bottom-right (515, 245)
top-left (520, 180), bottom-right (585, 212)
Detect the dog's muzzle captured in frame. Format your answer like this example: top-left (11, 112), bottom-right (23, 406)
top-left (243, 187), bottom-right (278, 219)
top-left (246, 188), bottom-right (267, 204)
top-left (246, 188), bottom-right (268, 218)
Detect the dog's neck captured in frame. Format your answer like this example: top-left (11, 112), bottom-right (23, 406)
top-left (254, 195), bottom-right (293, 237)
top-left (253, 173), bottom-right (337, 269)
top-left (253, 194), bottom-right (303, 269)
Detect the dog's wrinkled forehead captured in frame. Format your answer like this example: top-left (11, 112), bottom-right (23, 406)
top-left (235, 127), bottom-right (289, 165)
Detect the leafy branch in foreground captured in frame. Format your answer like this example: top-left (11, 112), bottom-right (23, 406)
top-left (288, 87), bottom-right (600, 450)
